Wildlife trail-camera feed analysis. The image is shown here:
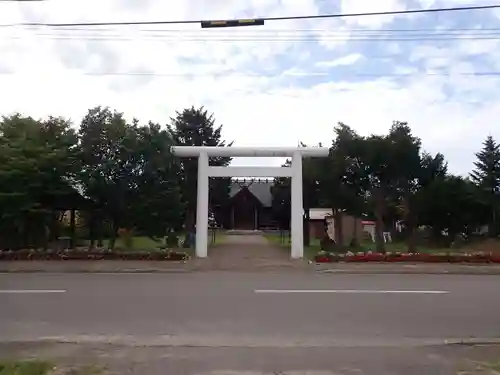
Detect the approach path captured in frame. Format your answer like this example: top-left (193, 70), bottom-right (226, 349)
top-left (191, 231), bottom-right (305, 271)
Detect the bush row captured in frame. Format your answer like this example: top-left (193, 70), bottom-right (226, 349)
top-left (0, 249), bottom-right (189, 261)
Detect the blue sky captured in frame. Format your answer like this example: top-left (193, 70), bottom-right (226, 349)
top-left (0, 0), bottom-right (499, 174)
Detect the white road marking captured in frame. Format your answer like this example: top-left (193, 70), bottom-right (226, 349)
top-left (0, 290), bottom-right (66, 294)
top-left (254, 289), bottom-right (449, 294)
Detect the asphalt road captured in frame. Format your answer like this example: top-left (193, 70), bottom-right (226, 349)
top-left (1, 272), bottom-right (500, 374)
top-left (1, 272), bottom-right (500, 344)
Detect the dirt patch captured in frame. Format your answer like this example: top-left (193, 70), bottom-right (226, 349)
top-left (52, 365), bottom-right (107, 375)
top-left (1, 342), bottom-right (500, 375)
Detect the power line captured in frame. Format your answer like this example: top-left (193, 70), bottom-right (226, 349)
top-left (3, 4), bottom-right (500, 28)
top-left (5, 36), bottom-right (500, 43)
top-left (1, 71), bottom-right (500, 78)
top-left (10, 26), bottom-right (500, 32)
top-left (6, 29), bottom-right (500, 35)
top-left (4, 28), bottom-right (500, 42)
top-left (4, 34), bottom-right (500, 42)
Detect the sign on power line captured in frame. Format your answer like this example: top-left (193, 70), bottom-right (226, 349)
top-left (201, 19), bottom-right (265, 28)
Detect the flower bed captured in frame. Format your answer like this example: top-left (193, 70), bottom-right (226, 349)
top-left (314, 251), bottom-right (497, 264)
top-left (0, 249), bottom-right (190, 261)
top-left (314, 253), bottom-right (339, 263)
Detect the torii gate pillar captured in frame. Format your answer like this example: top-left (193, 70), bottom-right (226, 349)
top-left (171, 146), bottom-right (329, 259)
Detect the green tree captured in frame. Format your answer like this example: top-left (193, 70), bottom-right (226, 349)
top-left (398, 151), bottom-right (448, 251)
top-left (0, 114), bottom-right (79, 249)
top-left (270, 145), bottom-right (327, 241)
top-left (360, 134), bottom-right (394, 252)
top-left (321, 123), bottom-right (368, 248)
top-left (168, 106), bottom-right (232, 235)
top-left (469, 135), bottom-right (500, 236)
top-left (271, 159), bottom-right (291, 230)
top-left (419, 175), bottom-right (482, 245)
top-left (78, 106), bottom-right (140, 248)
top-left (359, 122), bottom-right (451, 252)
top-left (79, 108), bottom-right (185, 248)
top-left (132, 121), bottom-right (185, 237)
top-left (386, 122), bottom-right (424, 252)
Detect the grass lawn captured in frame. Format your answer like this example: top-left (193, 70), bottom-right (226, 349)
top-left (209, 230), bottom-right (227, 246)
top-left (305, 239), bottom-right (459, 258)
top-left (82, 230), bottom-right (226, 253)
top-left (471, 359), bottom-right (500, 373)
top-left (264, 232), bottom-right (290, 247)
top-left (0, 361), bottom-right (53, 375)
top-left (83, 236), bottom-right (165, 252)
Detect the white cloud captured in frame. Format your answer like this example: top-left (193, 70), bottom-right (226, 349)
top-left (339, 0), bottom-right (407, 28)
top-left (315, 53), bottom-right (364, 68)
top-left (1, 0), bottom-right (500, 175)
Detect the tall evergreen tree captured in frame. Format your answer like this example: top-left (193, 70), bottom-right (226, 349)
top-left (469, 135), bottom-right (500, 236)
top-left (168, 106), bottom-right (232, 236)
top-left (470, 136), bottom-right (500, 190)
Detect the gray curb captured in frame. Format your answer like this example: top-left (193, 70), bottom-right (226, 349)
top-left (2, 262), bottom-right (500, 275)
top-left (0, 269), bottom-right (190, 274)
top-left (2, 336), bottom-right (500, 348)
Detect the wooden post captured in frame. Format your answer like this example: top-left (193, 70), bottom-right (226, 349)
top-left (303, 208), bottom-right (310, 247)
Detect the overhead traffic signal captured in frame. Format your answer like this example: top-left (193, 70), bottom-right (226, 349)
top-left (201, 18), bottom-right (265, 28)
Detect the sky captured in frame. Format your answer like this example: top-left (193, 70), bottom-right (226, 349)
top-left (1, 0), bottom-right (500, 173)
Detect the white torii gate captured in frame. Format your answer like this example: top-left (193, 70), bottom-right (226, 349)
top-left (171, 146), bottom-right (329, 259)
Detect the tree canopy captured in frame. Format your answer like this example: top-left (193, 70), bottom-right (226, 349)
top-left (272, 123), bottom-right (497, 252)
top-left (0, 106), bottom-right (230, 250)
top-left (0, 105), bottom-right (496, 252)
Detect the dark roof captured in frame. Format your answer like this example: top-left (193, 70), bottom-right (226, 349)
top-left (229, 179), bottom-right (273, 207)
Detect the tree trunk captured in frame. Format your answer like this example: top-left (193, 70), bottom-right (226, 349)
top-left (97, 213), bottom-right (104, 248)
top-left (374, 215), bottom-right (385, 253)
top-left (97, 234), bottom-right (103, 248)
top-left (108, 219), bottom-right (118, 250)
top-left (351, 217), bottom-right (359, 248)
top-left (489, 204), bottom-right (497, 237)
top-left (69, 209), bottom-right (76, 250)
top-left (406, 222), bottom-right (417, 253)
top-left (88, 212), bottom-right (96, 250)
top-left (22, 218), bottom-right (28, 249)
top-left (402, 195), bottom-right (418, 253)
top-left (42, 215), bottom-right (50, 251)
top-left (334, 209), bottom-right (344, 248)
top-left (373, 188), bottom-right (386, 253)
top-left (182, 209), bottom-right (195, 248)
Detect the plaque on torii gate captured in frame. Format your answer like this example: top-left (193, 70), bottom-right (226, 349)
top-left (171, 146), bottom-right (329, 259)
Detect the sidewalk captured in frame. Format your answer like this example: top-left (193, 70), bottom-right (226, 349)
top-left (2, 260), bottom-right (500, 274)
top-left (0, 260), bottom-right (190, 273)
top-left (314, 262), bottom-right (500, 275)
